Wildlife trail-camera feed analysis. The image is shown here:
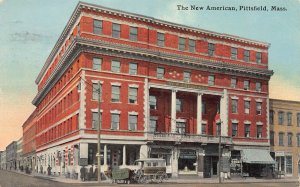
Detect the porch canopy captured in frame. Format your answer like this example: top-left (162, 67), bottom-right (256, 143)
top-left (241, 149), bottom-right (275, 164)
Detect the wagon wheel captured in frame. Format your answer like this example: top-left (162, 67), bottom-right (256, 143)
top-left (138, 175), bottom-right (146, 184)
top-left (155, 171), bottom-right (167, 183)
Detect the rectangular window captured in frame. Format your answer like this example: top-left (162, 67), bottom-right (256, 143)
top-left (111, 85), bottom-right (120, 102)
top-left (270, 131), bottom-right (274, 146)
top-left (256, 102), bottom-right (262, 115)
top-left (216, 123), bottom-right (221, 136)
top-left (270, 110), bottom-right (274, 125)
top-left (208, 43), bottom-right (215, 56)
top-left (288, 133), bottom-right (293, 146)
top-left (129, 63), bottom-right (138, 75)
top-left (112, 23), bottom-right (121, 38)
top-left (201, 123), bottom-right (206, 134)
top-left (92, 83), bottom-right (101, 100)
top-left (287, 112), bottom-right (292, 126)
top-left (279, 132), bottom-right (284, 146)
top-left (279, 111), bottom-right (284, 125)
top-left (149, 96), bottom-right (157, 110)
top-left (297, 134), bottom-right (300, 147)
top-left (232, 99), bottom-right (238, 113)
top-left (128, 87), bottom-right (138, 104)
top-left (93, 58), bottom-right (102, 71)
top-left (286, 156), bottom-right (293, 174)
top-left (256, 52), bottom-right (262, 63)
top-left (231, 78), bottom-right (237, 88)
top-left (231, 47), bottom-right (238, 59)
top-left (183, 71), bottom-right (191, 82)
top-left (244, 80), bottom-right (250, 90)
top-left (208, 75), bottom-right (215, 86)
top-left (176, 99), bottom-right (183, 112)
top-left (176, 122), bottom-right (186, 134)
top-left (244, 100), bottom-right (250, 114)
top-left (111, 60), bottom-right (120, 72)
top-left (92, 112), bottom-right (101, 130)
top-left (93, 19), bottom-right (103, 34)
top-left (178, 37), bottom-right (186, 51)
top-left (111, 113), bottom-right (120, 130)
top-left (157, 32), bottom-right (165, 47)
top-left (149, 118), bottom-right (157, 133)
top-left (128, 114), bottom-right (137, 131)
top-left (129, 27), bottom-right (138, 41)
top-left (244, 50), bottom-right (250, 62)
top-left (157, 67), bottom-right (165, 79)
top-left (256, 82), bottom-right (262, 92)
top-left (244, 124), bottom-right (250, 138)
top-left (297, 113), bottom-right (300, 127)
top-left (232, 123), bottom-right (238, 137)
top-left (188, 39), bottom-right (196, 52)
top-left (256, 125), bottom-right (262, 138)
top-left (202, 102), bottom-right (206, 114)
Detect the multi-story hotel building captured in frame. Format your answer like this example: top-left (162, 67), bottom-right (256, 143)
top-left (26, 2), bottom-right (273, 179)
top-left (270, 99), bottom-right (300, 177)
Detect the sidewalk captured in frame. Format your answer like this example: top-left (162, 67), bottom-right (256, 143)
top-left (5, 169), bottom-right (299, 184)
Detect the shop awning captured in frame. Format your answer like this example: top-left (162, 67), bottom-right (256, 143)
top-left (241, 149), bottom-right (275, 164)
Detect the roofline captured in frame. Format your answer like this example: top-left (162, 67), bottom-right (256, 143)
top-left (270, 98), bottom-right (300, 104)
top-left (35, 1), bottom-right (270, 85)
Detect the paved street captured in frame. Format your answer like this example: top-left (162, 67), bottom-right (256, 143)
top-left (0, 170), bottom-right (299, 187)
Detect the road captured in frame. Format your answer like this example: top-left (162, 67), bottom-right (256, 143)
top-left (0, 170), bottom-right (299, 187)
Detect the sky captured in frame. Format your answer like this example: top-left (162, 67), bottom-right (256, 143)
top-left (0, 0), bottom-right (299, 150)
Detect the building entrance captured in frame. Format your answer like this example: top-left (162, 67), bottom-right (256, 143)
top-left (204, 156), bottom-right (219, 178)
top-left (178, 149), bottom-right (197, 174)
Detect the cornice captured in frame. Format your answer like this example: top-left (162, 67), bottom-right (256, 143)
top-left (32, 37), bottom-right (273, 106)
top-left (35, 1), bottom-right (270, 85)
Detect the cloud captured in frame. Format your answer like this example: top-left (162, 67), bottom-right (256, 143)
top-left (10, 31), bottom-right (48, 42)
top-left (269, 75), bottom-right (300, 101)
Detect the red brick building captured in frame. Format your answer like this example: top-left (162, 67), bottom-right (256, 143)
top-left (28, 2), bottom-right (273, 178)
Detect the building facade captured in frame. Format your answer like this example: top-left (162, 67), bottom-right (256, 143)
top-left (27, 2), bottom-right (273, 179)
top-left (269, 99), bottom-right (300, 177)
top-left (16, 137), bottom-right (24, 171)
top-left (22, 110), bottom-right (37, 172)
top-left (0, 151), bottom-right (6, 170)
top-left (6, 141), bottom-right (17, 170)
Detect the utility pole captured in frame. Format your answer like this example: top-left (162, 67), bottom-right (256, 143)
top-left (218, 122), bottom-right (222, 184)
top-left (97, 81), bottom-right (102, 183)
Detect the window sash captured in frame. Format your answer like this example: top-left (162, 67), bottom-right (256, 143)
top-left (256, 52), bottom-right (262, 63)
top-left (232, 99), bottom-right (238, 113)
top-left (111, 114), bottom-right (120, 130)
top-left (188, 39), bottom-right (195, 52)
top-left (92, 112), bottom-right (101, 130)
top-left (129, 63), bottom-right (137, 75)
top-left (231, 47), bottom-right (238, 59)
top-left (270, 111), bottom-right (274, 125)
top-left (178, 37), bottom-right (186, 51)
top-left (111, 60), bottom-right (120, 72)
top-left (244, 101), bottom-right (250, 114)
top-left (176, 122), bottom-right (186, 134)
top-left (92, 83), bottom-right (101, 100)
top-left (176, 99), bottom-right (182, 112)
top-left (279, 112), bottom-right (284, 125)
top-left (287, 113), bottom-right (292, 125)
top-left (231, 78), bottom-right (237, 88)
top-left (232, 123), bottom-right (238, 137)
top-left (245, 124), bottom-right (250, 137)
top-left (297, 134), bottom-right (300, 146)
top-left (256, 82), bottom-right (262, 92)
top-left (93, 20), bottom-right (102, 34)
top-left (157, 33), bottom-right (165, 47)
top-left (93, 58), bottom-right (102, 70)
top-left (208, 75), bottom-right (215, 86)
top-left (208, 43), bottom-right (215, 56)
top-left (297, 113), bottom-right (300, 127)
top-left (244, 80), bottom-right (250, 90)
top-left (256, 102), bottom-right (262, 115)
top-left (129, 115), bottom-right (137, 131)
top-left (129, 27), bottom-right (138, 41)
top-left (244, 50), bottom-right (250, 62)
top-left (112, 23), bottom-right (121, 38)
top-left (129, 87), bottom-right (137, 103)
top-left (279, 133), bottom-right (284, 145)
top-left (149, 119), bottom-right (157, 133)
top-left (111, 86), bottom-right (120, 102)
top-left (183, 71), bottom-right (191, 82)
top-left (201, 124), bottom-right (206, 134)
top-left (157, 67), bottom-right (165, 79)
top-left (256, 126), bottom-right (262, 138)
top-left (149, 96), bottom-right (157, 110)
top-left (288, 133), bottom-right (293, 146)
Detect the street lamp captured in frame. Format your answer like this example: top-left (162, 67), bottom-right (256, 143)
top-left (97, 81), bottom-right (102, 183)
top-left (218, 121), bottom-right (222, 184)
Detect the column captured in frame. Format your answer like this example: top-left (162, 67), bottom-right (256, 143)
top-left (171, 90), bottom-right (177, 133)
top-left (122, 145), bottom-right (126, 166)
top-left (144, 78), bottom-right (149, 137)
top-left (172, 147), bottom-right (178, 177)
top-left (78, 71), bottom-right (86, 133)
top-left (104, 144), bottom-right (107, 166)
top-left (220, 89), bottom-right (228, 136)
top-left (197, 148), bottom-right (204, 178)
top-left (197, 93), bottom-right (203, 134)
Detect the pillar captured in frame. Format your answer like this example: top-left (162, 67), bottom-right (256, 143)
top-left (171, 90), bottom-right (177, 133)
top-left (122, 145), bottom-right (126, 166)
top-left (172, 147), bottom-right (178, 177)
top-left (197, 93), bottom-right (203, 134)
top-left (220, 89), bottom-right (228, 136)
top-left (144, 78), bottom-right (149, 137)
top-left (139, 145), bottom-right (148, 159)
top-left (104, 144), bottom-right (107, 166)
top-left (197, 148), bottom-right (204, 178)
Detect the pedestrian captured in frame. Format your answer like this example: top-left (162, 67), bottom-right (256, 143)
top-left (80, 166), bottom-right (86, 181)
top-left (47, 165), bottom-right (51, 176)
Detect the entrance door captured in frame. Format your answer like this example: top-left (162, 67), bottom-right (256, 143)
top-left (212, 156), bottom-right (218, 175)
top-left (178, 149), bottom-right (197, 174)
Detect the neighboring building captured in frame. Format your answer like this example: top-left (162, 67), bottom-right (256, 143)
top-left (16, 137), bottom-right (24, 171)
top-left (0, 151), bottom-right (2, 169)
top-left (269, 99), bottom-right (300, 177)
top-left (6, 141), bottom-right (17, 170)
top-left (22, 110), bottom-right (37, 172)
top-left (0, 151), bottom-right (6, 170)
top-left (28, 2), bottom-right (273, 179)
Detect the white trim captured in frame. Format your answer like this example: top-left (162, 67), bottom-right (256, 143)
top-left (256, 121), bottom-right (263, 126)
top-left (231, 96), bottom-right (239, 100)
top-left (244, 97), bottom-right (251, 101)
top-left (110, 110), bottom-right (121, 114)
top-left (129, 84), bottom-right (139, 88)
top-left (111, 82), bottom-right (121, 86)
top-left (91, 108), bottom-right (103, 113)
top-left (91, 80), bottom-right (103, 84)
top-left (201, 120), bottom-right (208, 124)
top-left (244, 120), bottom-right (251, 124)
top-left (176, 118), bottom-right (186, 123)
top-left (231, 119), bottom-right (239, 123)
top-left (128, 111), bottom-right (138, 115)
top-left (255, 98), bottom-right (263, 102)
top-left (150, 116), bottom-right (158, 120)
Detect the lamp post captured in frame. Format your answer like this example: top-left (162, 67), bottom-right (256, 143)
top-left (218, 121), bottom-right (222, 184)
top-left (97, 81), bottom-right (102, 183)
